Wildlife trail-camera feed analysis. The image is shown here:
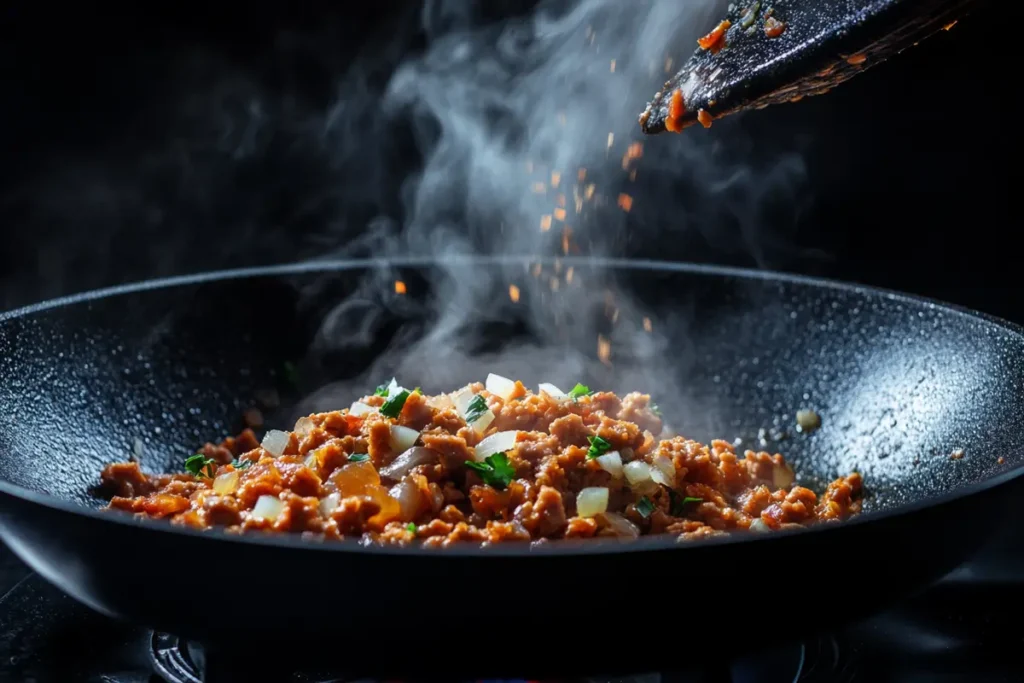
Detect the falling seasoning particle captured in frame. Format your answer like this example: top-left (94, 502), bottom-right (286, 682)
top-left (611, 308), bottom-right (620, 323)
top-left (556, 193), bottom-right (566, 208)
top-left (531, 263), bottom-right (543, 277)
top-left (944, 20), bottom-right (957, 30)
top-left (795, 409), bottom-right (821, 432)
top-left (550, 277), bottom-right (560, 292)
top-left (597, 335), bottom-right (612, 365)
top-left (664, 57), bottom-right (674, 73)
top-left (532, 182), bottom-right (547, 194)
top-left (617, 193), bottom-right (633, 212)
top-left (846, 53), bottom-right (867, 65)
top-left (950, 449), bottom-right (964, 461)
top-left (585, 184), bottom-right (596, 200)
top-left (554, 207), bottom-right (567, 221)
top-left (566, 267), bottom-right (575, 283)
top-left (509, 285), bottom-right (521, 303)
top-left (578, 168), bottom-right (587, 181)
top-left (540, 214), bottom-right (552, 231)
top-left (551, 171), bottom-right (561, 188)
top-left (610, 59), bottom-right (616, 72)
top-left (998, 456), bottom-right (1006, 465)
top-left (643, 317), bottom-right (653, 332)
top-left (561, 227), bottom-right (573, 255)
top-left (394, 280), bottom-right (407, 295)
top-left (627, 142), bottom-right (643, 160)
top-left (606, 132), bottom-right (614, 149)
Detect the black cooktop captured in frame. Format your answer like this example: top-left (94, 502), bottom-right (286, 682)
top-left (0, 536), bottom-right (1021, 683)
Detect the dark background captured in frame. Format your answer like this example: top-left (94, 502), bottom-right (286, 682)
top-left (0, 1), bottom-right (1012, 316)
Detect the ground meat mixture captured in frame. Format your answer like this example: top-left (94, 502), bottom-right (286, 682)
top-left (99, 377), bottom-right (864, 547)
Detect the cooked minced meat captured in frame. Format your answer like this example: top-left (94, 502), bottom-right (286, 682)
top-left (99, 376), bottom-right (863, 547)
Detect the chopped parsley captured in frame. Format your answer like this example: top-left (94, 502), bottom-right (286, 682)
top-left (374, 379), bottom-right (395, 397)
top-left (635, 495), bottom-right (656, 518)
top-left (348, 453), bottom-right (369, 463)
top-left (406, 522), bottom-right (418, 533)
top-left (465, 452), bottom-right (515, 490)
top-left (184, 454), bottom-right (217, 479)
top-left (586, 435), bottom-right (612, 459)
top-left (650, 403), bottom-right (662, 417)
top-left (567, 383), bottom-right (592, 399)
top-left (669, 490), bottom-right (703, 516)
top-left (380, 389), bottom-right (411, 418)
top-left (464, 395), bottom-right (489, 423)
top-left (232, 458), bottom-right (253, 470)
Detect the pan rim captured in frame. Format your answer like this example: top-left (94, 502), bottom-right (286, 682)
top-left (2, 255), bottom-right (1023, 558)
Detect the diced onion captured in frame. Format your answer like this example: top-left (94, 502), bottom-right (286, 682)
top-left (212, 470), bottom-right (239, 495)
top-left (485, 373), bottom-right (517, 401)
top-left (473, 430), bottom-right (519, 462)
top-left (380, 447), bottom-right (437, 481)
top-left (389, 477), bottom-right (426, 522)
top-left (650, 455), bottom-right (676, 487)
top-left (576, 487), bottom-right (609, 518)
top-left (319, 492), bottom-right (340, 516)
top-left (389, 425), bottom-right (420, 452)
top-left (450, 386), bottom-right (475, 415)
top-left (624, 460), bottom-right (653, 486)
top-left (303, 454), bottom-right (318, 470)
top-left (538, 383), bottom-right (566, 399)
top-left (426, 393), bottom-right (454, 411)
top-left (597, 511), bottom-right (640, 538)
top-left (252, 494), bottom-right (285, 521)
top-left (293, 416), bottom-right (315, 437)
top-left (261, 430), bottom-right (290, 456)
top-left (595, 451), bottom-right (623, 478)
top-left (750, 518), bottom-right (770, 533)
top-left (470, 409), bottom-right (495, 435)
top-left (350, 401), bottom-right (377, 417)
top-left (773, 464), bottom-right (795, 489)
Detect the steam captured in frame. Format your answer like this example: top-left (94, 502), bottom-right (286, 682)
top-left (299, 0), bottom-right (808, 413)
top-left (1, 1), bottom-right (812, 420)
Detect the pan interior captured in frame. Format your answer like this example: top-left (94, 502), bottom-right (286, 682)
top-left (1, 259), bottom-right (1022, 515)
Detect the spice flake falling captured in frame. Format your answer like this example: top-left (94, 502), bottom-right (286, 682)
top-left (597, 335), bottom-right (612, 365)
top-left (394, 281), bottom-right (407, 295)
top-left (508, 285), bottom-right (520, 303)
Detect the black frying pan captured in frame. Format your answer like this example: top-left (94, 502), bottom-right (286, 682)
top-left (1, 257), bottom-right (1023, 680)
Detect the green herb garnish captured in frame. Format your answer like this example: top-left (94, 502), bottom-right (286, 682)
top-left (669, 490), bottom-right (703, 516)
top-left (232, 458), bottom-right (253, 470)
top-left (380, 389), bottom-right (411, 418)
top-left (465, 452), bottom-right (515, 490)
top-left (567, 383), bottom-right (592, 399)
top-left (374, 379), bottom-right (395, 397)
top-left (184, 454), bottom-right (217, 479)
top-left (348, 453), bottom-right (369, 463)
top-left (586, 435), bottom-right (612, 459)
top-left (406, 522), bottom-right (417, 533)
top-left (650, 403), bottom-right (662, 416)
top-left (464, 395), bottom-right (489, 423)
top-left (635, 496), bottom-right (655, 518)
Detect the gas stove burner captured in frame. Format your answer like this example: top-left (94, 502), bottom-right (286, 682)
top-left (150, 631), bottom-right (201, 683)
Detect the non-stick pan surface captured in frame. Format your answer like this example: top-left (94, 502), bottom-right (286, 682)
top-left (1, 257), bottom-right (1023, 678)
